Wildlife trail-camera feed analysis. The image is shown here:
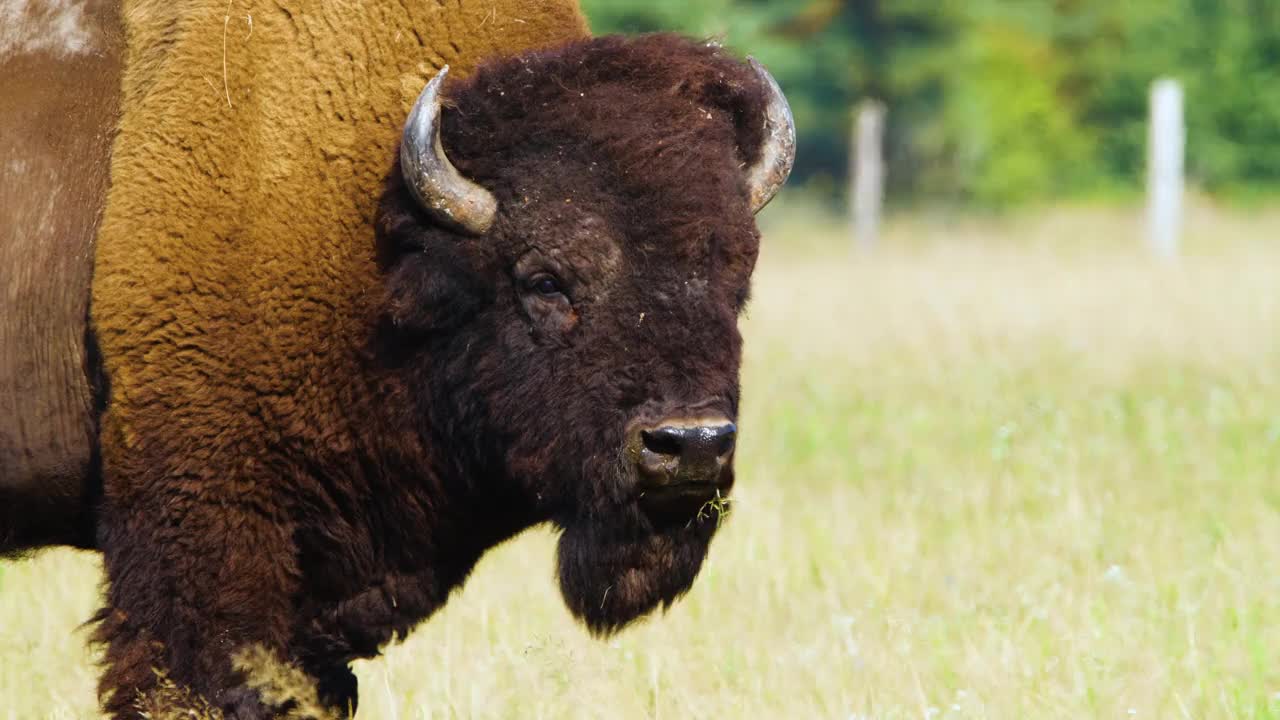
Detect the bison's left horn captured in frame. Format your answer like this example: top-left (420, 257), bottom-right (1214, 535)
top-left (401, 66), bottom-right (498, 235)
top-left (744, 58), bottom-right (797, 214)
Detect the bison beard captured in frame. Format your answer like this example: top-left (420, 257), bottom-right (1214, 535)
top-left (558, 505), bottom-right (720, 635)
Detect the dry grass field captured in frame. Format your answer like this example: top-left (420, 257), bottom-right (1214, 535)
top-left (2, 204), bottom-right (1279, 719)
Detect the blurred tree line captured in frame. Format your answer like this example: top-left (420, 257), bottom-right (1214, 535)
top-left (581, 0), bottom-right (1280, 208)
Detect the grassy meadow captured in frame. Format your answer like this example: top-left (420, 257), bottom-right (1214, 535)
top-left (3, 203), bottom-right (1279, 719)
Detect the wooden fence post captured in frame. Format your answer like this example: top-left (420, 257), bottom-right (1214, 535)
top-left (1147, 78), bottom-right (1185, 259)
top-left (851, 100), bottom-right (886, 251)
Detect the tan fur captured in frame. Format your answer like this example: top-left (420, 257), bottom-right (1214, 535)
top-left (92, 0), bottom-right (588, 500)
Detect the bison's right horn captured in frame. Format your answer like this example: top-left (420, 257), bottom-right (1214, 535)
top-left (743, 58), bottom-right (797, 214)
top-left (401, 66), bottom-right (498, 235)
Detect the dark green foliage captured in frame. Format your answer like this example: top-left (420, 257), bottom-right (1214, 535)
top-left (581, 0), bottom-right (1280, 207)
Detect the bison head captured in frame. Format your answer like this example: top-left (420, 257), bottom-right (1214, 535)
top-left (375, 35), bottom-right (794, 634)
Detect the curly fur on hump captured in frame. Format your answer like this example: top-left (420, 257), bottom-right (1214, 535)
top-left (89, 2), bottom-right (773, 715)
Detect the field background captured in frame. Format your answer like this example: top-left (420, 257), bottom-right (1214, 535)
top-left (3, 204), bottom-right (1278, 719)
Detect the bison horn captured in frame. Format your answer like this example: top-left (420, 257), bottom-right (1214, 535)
top-left (401, 66), bottom-right (498, 235)
top-left (744, 58), bottom-right (797, 214)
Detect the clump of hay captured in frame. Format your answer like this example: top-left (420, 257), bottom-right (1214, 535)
top-left (233, 645), bottom-right (345, 720)
top-left (697, 490), bottom-right (733, 529)
top-left (133, 672), bottom-right (220, 720)
top-left (133, 646), bottom-right (346, 720)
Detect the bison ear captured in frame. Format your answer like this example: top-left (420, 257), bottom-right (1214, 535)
top-left (384, 244), bottom-right (489, 334)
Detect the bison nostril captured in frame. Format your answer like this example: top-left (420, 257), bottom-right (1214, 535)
top-left (715, 425), bottom-right (737, 457)
top-left (641, 427), bottom-right (684, 458)
top-left (634, 417), bottom-right (737, 506)
top-left (685, 422), bottom-right (735, 463)
top-left (637, 420), bottom-right (736, 482)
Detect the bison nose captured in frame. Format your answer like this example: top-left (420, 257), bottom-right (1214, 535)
top-left (637, 418), bottom-right (736, 488)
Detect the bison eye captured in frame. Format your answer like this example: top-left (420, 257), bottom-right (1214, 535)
top-left (526, 273), bottom-right (564, 298)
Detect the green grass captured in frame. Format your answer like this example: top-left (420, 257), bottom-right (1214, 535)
top-left (3, 205), bottom-right (1280, 718)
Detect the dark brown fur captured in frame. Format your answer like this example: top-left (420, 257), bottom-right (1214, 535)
top-left (85, 28), bottom-right (768, 719)
top-left (395, 33), bottom-right (768, 633)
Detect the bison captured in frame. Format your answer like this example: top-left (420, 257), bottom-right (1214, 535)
top-left (0, 1), bottom-right (795, 717)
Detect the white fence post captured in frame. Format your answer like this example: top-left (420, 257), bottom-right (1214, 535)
top-left (851, 100), bottom-right (886, 251)
top-left (1147, 78), bottom-right (1185, 260)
